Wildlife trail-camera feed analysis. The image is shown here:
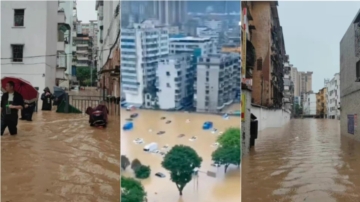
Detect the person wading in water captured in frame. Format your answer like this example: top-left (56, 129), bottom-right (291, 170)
top-left (41, 87), bottom-right (54, 111)
top-left (1, 81), bottom-right (24, 136)
top-left (20, 100), bottom-right (36, 121)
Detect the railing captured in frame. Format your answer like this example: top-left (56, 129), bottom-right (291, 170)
top-left (68, 95), bottom-right (120, 116)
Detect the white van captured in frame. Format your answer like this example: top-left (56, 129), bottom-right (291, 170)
top-left (143, 142), bottom-right (158, 152)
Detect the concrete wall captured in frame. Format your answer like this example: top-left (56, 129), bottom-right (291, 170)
top-left (340, 10), bottom-right (360, 141)
top-left (251, 106), bottom-right (291, 132)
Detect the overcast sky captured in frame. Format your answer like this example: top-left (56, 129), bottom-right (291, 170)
top-left (278, 1), bottom-right (360, 92)
top-left (76, 0), bottom-right (97, 23)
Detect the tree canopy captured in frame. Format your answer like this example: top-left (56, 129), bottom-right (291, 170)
top-left (212, 127), bottom-right (241, 173)
top-left (131, 159), bottom-right (142, 171)
top-left (121, 176), bottom-right (146, 202)
top-left (161, 145), bottom-right (202, 195)
top-left (135, 165), bottom-right (151, 179)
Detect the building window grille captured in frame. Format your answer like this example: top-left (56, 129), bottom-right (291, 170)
top-left (14, 9), bottom-right (25, 26)
top-left (11, 44), bottom-right (24, 62)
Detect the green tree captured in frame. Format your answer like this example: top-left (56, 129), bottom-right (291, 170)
top-left (216, 127), bottom-right (241, 148)
top-left (121, 155), bottom-right (130, 170)
top-left (212, 145), bottom-right (241, 173)
top-left (134, 165), bottom-right (151, 179)
top-left (211, 127), bottom-right (241, 173)
top-left (161, 145), bottom-right (202, 196)
top-left (76, 67), bottom-right (97, 86)
top-left (121, 176), bottom-right (146, 202)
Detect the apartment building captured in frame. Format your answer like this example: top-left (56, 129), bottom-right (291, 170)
top-left (151, 0), bottom-right (187, 26)
top-left (340, 9), bottom-right (360, 140)
top-left (81, 20), bottom-right (98, 67)
top-left (156, 54), bottom-right (195, 110)
top-left (241, 1), bottom-right (286, 108)
top-left (316, 87), bottom-right (327, 118)
top-left (283, 58), bottom-right (294, 112)
top-left (120, 20), bottom-right (169, 106)
top-left (195, 53), bottom-right (239, 112)
top-left (302, 92), bottom-right (317, 116)
top-left (325, 73), bottom-right (340, 119)
top-left (96, 0), bottom-right (120, 97)
top-left (1, 1), bottom-right (68, 92)
top-left (290, 66), bottom-right (299, 96)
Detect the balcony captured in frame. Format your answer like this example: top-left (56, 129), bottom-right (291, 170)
top-left (57, 41), bottom-right (65, 52)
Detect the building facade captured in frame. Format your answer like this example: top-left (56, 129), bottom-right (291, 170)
top-left (96, 0), bottom-right (120, 97)
top-left (241, 1), bottom-right (286, 108)
top-left (195, 53), bottom-right (239, 112)
top-left (169, 36), bottom-right (215, 56)
top-left (316, 87), bottom-right (327, 118)
top-left (340, 9), bottom-right (360, 140)
top-left (120, 20), bottom-right (169, 106)
top-left (299, 71), bottom-right (313, 104)
top-left (325, 73), bottom-right (340, 119)
top-left (156, 54), bottom-right (194, 110)
top-left (1, 1), bottom-right (67, 92)
top-left (302, 92), bottom-right (317, 116)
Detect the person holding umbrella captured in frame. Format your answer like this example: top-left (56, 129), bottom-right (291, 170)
top-left (1, 81), bottom-right (24, 136)
top-left (41, 87), bottom-right (54, 111)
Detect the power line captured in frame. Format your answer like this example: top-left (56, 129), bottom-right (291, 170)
top-left (0, 47), bottom-right (115, 60)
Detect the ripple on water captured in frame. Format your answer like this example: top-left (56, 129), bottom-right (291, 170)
top-left (1, 110), bottom-right (120, 202)
top-left (242, 119), bottom-right (360, 202)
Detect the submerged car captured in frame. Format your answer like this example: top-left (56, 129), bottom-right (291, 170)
top-left (155, 172), bottom-right (166, 178)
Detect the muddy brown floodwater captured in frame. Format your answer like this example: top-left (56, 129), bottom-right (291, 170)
top-left (1, 98), bottom-right (120, 202)
top-left (242, 119), bottom-right (360, 202)
top-left (121, 109), bottom-right (241, 202)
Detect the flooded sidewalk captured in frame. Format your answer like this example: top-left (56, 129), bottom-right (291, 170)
top-left (242, 119), bottom-right (360, 202)
top-left (1, 111), bottom-right (120, 202)
top-left (121, 109), bottom-right (241, 202)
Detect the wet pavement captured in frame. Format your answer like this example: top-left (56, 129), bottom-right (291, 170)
top-left (242, 119), bottom-right (360, 202)
top-left (121, 109), bottom-right (241, 202)
top-left (1, 109), bottom-right (120, 201)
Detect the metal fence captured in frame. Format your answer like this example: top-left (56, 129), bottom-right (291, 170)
top-left (68, 95), bottom-right (120, 116)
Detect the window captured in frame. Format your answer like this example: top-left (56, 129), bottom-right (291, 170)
top-left (356, 60), bottom-right (360, 78)
top-left (166, 71), bottom-right (170, 76)
top-left (14, 9), bottom-right (25, 26)
top-left (11, 44), bottom-right (24, 62)
top-left (166, 83), bottom-right (170, 87)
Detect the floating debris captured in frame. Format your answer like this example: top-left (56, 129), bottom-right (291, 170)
top-left (130, 113), bottom-right (138, 118)
top-left (148, 129), bottom-right (152, 132)
top-left (189, 136), bottom-right (197, 141)
top-left (133, 138), bottom-right (144, 144)
top-left (186, 119), bottom-right (190, 123)
top-left (178, 134), bottom-right (185, 138)
top-left (166, 120), bottom-right (171, 124)
top-left (157, 131), bottom-right (165, 135)
top-left (160, 117), bottom-right (166, 120)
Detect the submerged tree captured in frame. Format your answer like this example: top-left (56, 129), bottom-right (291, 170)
top-left (161, 145), bottom-right (202, 196)
top-left (121, 155), bottom-right (130, 170)
top-left (211, 127), bottom-right (241, 173)
top-left (121, 176), bottom-right (146, 202)
top-left (135, 165), bottom-right (151, 179)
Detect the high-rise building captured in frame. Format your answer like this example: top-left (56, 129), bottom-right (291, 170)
top-left (169, 36), bottom-right (215, 55)
top-left (151, 0), bottom-right (187, 26)
top-left (195, 53), bottom-right (239, 112)
top-left (298, 71), bottom-right (313, 104)
top-left (120, 20), bottom-right (169, 107)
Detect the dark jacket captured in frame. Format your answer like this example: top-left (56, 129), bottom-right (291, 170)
top-left (1, 92), bottom-right (24, 116)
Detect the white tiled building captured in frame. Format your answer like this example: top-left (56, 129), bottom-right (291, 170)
top-left (120, 20), bottom-right (169, 107)
top-left (302, 92), bottom-right (317, 116)
top-left (325, 73), bottom-right (340, 119)
top-left (1, 1), bottom-right (69, 92)
top-left (169, 36), bottom-right (215, 56)
top-left (156, 54), bottom-right (194, 110)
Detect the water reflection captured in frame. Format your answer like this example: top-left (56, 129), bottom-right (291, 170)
top-left (1, 110), bottom-right (120, 202)
top-left (121, 109), bottom-right (241, 202)
top-left (242, 119), bottom-right (360, 202)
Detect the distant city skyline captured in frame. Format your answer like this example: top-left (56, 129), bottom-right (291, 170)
top-left (278, 1), bottom-right (360, 92)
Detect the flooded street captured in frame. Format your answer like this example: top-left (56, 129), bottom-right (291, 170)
top-left (242, 119), bottom-right (360, 202)
top-left (121, 109), bottom-right (241, 202)
top-left (1, 105), bottom-right (120, 201)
